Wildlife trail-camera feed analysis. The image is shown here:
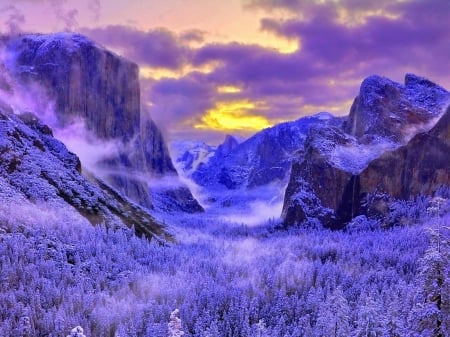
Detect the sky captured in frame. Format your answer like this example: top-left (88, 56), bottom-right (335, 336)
top-left (0, 0), bottom-right (449, 144)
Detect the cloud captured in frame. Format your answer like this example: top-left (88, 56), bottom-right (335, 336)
top-left (82, 25), bottom-right (192, 70)
top-left (88, 0), bottom-right (101, 22)
top-left (139, 0), bottom-right (449, 143)
top-left (179, 29), bottom-right (205, 44)
top-left (52, 118), bottom-right (122, 173)
top-left (48, 0), bottom-right (79, 31)
top-left (1, 5), bottom-right (26, 34)
top-left (142, 73), bottom-right (215, 133)
top-left (245, 0), bottom-right (412, 14)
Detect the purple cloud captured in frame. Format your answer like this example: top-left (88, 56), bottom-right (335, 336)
top-left (82, 25), bottom-right (191, 69)
top-left (179, 29), bottom-right (205, 44)
top-left (78, 0), bottom-right (450, 144)
top-left (1, 5), bottom-right (26, 34)
top-left (142, 73), bottom-right (215, 133)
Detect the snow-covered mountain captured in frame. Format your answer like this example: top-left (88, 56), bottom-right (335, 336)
top-left (1, 32), bottom-right (202, 214)
top-left (171, 140), bottom-right (217, 176)
top-left (0, 103), bottom-right (169, 241)
top-left (282, 74), bottom-right (450, 228)
top-left (190, 112), bottom-right (342, 191)
top-left (173, 112), bottom-right (342, 222)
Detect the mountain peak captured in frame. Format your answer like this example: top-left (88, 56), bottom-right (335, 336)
top-left (215, 134), bottom-right (240, 157)
top-left (345, 73), bottom-right (449, 142)
top-left (4, 32), bottom-right (203, 213)
top-left (404, 73), bottom-right (444, 90)
top-left (312, 111), bottom-right (334, 120)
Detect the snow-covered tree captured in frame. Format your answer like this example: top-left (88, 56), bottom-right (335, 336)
top-left (254, 319), bottom-right (270, 337)
top-left (16, 315), bottom-right (33, 337)
top-left (67, 326), bottom-right (86, 337)
top-left (352, 295), bottom-right (386, 337)
top-left (410, 205), bottom-right (450, 337)
top-left (315, 287), bottom-right (350, 337)
top-left (168, 309), bottom-right (184, 337)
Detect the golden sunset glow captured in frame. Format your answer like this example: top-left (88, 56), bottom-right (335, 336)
top-left (264, 38), bottom-right (299, 54)
top-left (336, 7), bottom-right (400, 26)
top-left (139, 63), bottom-right (219, 80)
top-left (217, 85), bottom-right (242, 94)
top-left (194, 100), bottom-right (272, 132)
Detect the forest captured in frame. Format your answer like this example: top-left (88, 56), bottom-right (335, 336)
top-left (0, 193), bottom-right (449, 337)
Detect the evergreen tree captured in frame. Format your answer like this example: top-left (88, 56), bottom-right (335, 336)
top-left (67, 326), bottom-right (86, 337)
top-left (352, 295), bottom-right (386, 337)
top-left (16, 315), bottom-right (33, 337)
top-left (315, 287), bottom-right (350, 337)
top-left (168, 309), bottom-right (184, 337)
top-left (410, 199), bottom-right (450, 337)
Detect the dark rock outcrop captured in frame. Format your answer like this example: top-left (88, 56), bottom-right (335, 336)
top-left (282, 74), bottom-right (450, 228)
top-left (4, 33), bottom-right (202, 213)
top-left (0, 106), bottom-right (169, 241)
top-left (281, 126), bottom-right (365, 228)
top-left (345, 74), bottom-right (448, 143)
top-left (359, 105), bottom-right (450, 201)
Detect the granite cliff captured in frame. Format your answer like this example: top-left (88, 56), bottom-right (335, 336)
top-left (345, 74), bottom-right (448, 142)
top-left (2, 33), bottom-right (202, 213)
top-left (0, 104), bottom-right (168, 241)
top-left (282, 74), bottom-right (449, 228)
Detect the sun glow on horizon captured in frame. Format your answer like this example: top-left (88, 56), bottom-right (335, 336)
top-left (194, 100), bottom-right (272, 132)
top-left (217, 85), bottom-right (242, 94)
top-left (139, 62), bottom-right (219, 80)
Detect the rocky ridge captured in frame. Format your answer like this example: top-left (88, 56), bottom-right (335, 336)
top-left (2, 33), bottom-right (202, 213)
top-left (190, 112), bottom-right (342, 191)
top-left (0, 104), bottom-right (169, 241)
top-left (282, 74), bottom-right (450, 228)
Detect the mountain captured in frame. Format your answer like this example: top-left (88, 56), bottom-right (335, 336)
top-left (345, 74), bottom-right (448, 142)
top-left (2, 33), bottom-right (202, 213)
top-left (0, 103), bottom-right (169, 241)
top-left (190, 112), bottom-right (342, 191)
top-left (172, 140), bottom-right (216, 176)
top-left (282, 74), bottom-right (450, 228)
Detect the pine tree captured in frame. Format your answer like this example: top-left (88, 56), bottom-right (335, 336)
top-left (17, 315), bottom-right (33, 337)
top-left (67, 326), bottom-right (86, 337)
top-left (315, 287), bottom-right (350, 337)
top-left (168, 309), bottom-right (184, 337)
top-left (254, 319), bottom-right (270, 337)
top-left (410, 198), bottom-right (450, 337)
top-left (352, 294), bottom-right (386, 337)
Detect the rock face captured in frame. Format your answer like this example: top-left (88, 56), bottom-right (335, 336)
top-left (0, 105), bottom-right (169, 241)
top-left (359, 105), bottom-right (450, 201)
top-left (6, 33), bottom-right (140, 141)
top-left (172, 141), bottom-right (216, 176)
top-left (3, 33), bottom-right (202, 213)
top-left (345, 74), bottom-right (448, 142)
top-left (191, 112), bottom-right (342, 191)
top-left (282, 74), bottom-right (450, 228)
